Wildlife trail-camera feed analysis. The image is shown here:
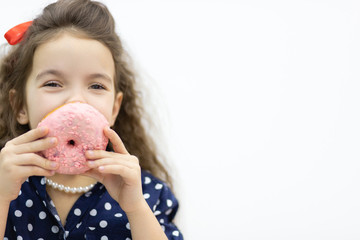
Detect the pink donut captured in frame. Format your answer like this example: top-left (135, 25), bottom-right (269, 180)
top-left (37, 102), bottom-right (109, 174)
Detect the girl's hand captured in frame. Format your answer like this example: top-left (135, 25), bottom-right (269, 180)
top-left (84, 127), bottom-right (144, 213)
top-left (0, 127), bottom-right (59, 204)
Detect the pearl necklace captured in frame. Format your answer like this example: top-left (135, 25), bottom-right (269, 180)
top-left (45, 178), bottom-right (96, 194)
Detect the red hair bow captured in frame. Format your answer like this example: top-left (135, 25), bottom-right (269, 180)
top-left (4, 21), bottom-right (33, 45)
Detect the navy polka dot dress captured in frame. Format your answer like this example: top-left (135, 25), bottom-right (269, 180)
top-left (4, 171), bottom-right (183, 240)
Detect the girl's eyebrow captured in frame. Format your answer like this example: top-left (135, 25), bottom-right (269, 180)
top-left (35, 69), bottom-right (65, 81)
top-left (35, 70), bottom-right (113, 83)
top-left (87, 73), bottom-right (113, 84)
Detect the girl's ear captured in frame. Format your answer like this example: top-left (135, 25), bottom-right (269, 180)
top-left (9, 89), bottom-right (29, 125)
top-left (110, 91), bottom-right (123, 126)
top-left (17, 108), bottom-right (29, 125)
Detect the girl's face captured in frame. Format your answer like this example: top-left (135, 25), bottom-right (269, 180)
top-left (18, 33), bottom-right (123, 129)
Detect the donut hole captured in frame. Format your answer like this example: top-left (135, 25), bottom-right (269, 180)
top-left (68, 139), bottom-right (76, 147)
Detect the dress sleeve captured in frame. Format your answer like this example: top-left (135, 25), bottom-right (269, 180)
top-left (142, 171), bottom-right (184, 240)
top-left (152, 182), bottom-right (184, 240)
top-left (4, 213), bottom-right (16, 239)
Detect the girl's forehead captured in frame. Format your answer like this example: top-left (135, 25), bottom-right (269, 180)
top-left (32, 33), bottom-right (115, 78)
top-left (35, 32), bottom-right (111, 57)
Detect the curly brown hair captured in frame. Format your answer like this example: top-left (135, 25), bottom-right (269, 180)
top-left (0, 0), bottom-right (172, 186)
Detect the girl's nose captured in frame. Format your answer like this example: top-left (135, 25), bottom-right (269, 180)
top-left (66, 89), bottom-right (86, 104)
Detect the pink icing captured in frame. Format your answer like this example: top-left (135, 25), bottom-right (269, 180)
top-left (37, 102), bottom-right (109, 174)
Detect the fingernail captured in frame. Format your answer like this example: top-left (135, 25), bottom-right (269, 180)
top-left (87, 161), bottom-right (95, 166)
top-left (50, 170), bottom-right (55, 175)
top-left (87, 150), bottom-right (94, 156)
top-left (50, 138), bottom-right (57, 144)
top-left (99, 166), bottom-right (104, 171)
top-left (40, 127), bottom-right (47, 133)
top-left (50, 162), bottom-right (58, 168)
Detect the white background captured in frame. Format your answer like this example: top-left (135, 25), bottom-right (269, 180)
top-left (1, 1), bottom-right (360, 239)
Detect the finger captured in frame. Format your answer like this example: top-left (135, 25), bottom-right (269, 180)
top-left (86, 157), bottom-right (138, 169)
top-left (14, 137), bottom-right (57, 154)
top-left (85, 149), bottom-right (130, 160)
top-left (18, 166), bottom-right (56, 178)
top-left (85, 150), bottom-right (113, 159)
top-left (10, 127), bottom-right (49, 145)
top-left (97, 164), bottom-right (138, 181)
top-left (15, 153), bottom-right (59, 170)
top-left (104, 127), bottom-right (129, 154)
top-left (81, 169), bottom-right (104, 183)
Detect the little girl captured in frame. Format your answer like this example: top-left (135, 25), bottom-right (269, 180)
top-left (0, 0), bottom-right (183, 239)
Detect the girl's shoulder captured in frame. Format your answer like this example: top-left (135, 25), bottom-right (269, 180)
top-left (141, 170), bottom-right (172, 195)
top-left (140, 170), bottom-right (179, 212)
top-left (140, 170), bottom-right (182, 238)
top-left (141, 170), bottom-right (167, 186)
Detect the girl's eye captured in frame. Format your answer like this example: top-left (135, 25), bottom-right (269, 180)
top-left (43, 81), bottom-right (61, 87)
top-left (90, 83), bottom-right (106, 90)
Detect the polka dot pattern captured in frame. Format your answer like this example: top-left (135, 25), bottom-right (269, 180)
top-left (144, 176), bottom-right (151, 184)
top-left (14, 210), bottom-right (22, 217)
top-left (74, 208), bottom-right (81, 216)
top-left (99, 220), bottom-right (108, 228)
top-left (25, 199), bottom-right (33, 208)
top-left (155, 183), bottom-right (163, 190)
top-left (51, 226), bottom-right (59, 233)
top-left (4, 173), bottom-right (182, 239)
top-left (104, 202), bottom-right (112, 210)
top-left (39, 211), bottom-right (46, 220)
top-left (27, 224), bottom-right (33, 232)
top-left (40, 178), bottom-right (46, 185)
top-left (90, 209), bottom-right (97, 216)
